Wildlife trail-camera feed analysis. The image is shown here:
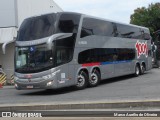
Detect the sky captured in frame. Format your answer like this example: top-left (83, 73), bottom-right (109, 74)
top-left (54, 0), bottom-right (159, 24)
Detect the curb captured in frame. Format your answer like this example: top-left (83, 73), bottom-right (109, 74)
top-left (1, 100), bottom-right (160, 111)
top-left (2, 86), bottom-right (14, 89)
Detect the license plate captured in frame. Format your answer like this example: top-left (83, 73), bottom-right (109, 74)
top-left (27, 85), bottom-right (33, 89)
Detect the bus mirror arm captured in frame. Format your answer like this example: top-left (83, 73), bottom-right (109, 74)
top-left (47, 33), bottom-right (73, 49)
top-left (2, 37), bottom-right (16, 54)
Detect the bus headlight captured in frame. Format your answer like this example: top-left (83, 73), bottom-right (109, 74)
top-left (47, 81), bottom-right (53, 86)
top-left (42, 75), bottom-right (52, 80)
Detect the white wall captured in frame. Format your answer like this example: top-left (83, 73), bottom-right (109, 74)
top-left (17, 0), bottom-right (63, 27)
top-left (0, 27), bottom-right (17, 44)
top-left (0, 0), bottom-right (17, 27)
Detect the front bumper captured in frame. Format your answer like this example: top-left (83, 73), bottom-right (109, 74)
top-left (14, 78), bottom-right (56, 90)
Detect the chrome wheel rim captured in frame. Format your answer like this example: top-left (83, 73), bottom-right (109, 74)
top-left (90, 73), bottom-right (98, 85)
top-left (77, 75), bottom-right (85, 87)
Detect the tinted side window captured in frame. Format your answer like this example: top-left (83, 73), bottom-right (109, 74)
top-left (78, 48), bottom-right (135, 64)
top-left (117, 49), bottom-right (135, 61)
top-left (78, 49), bottom-right (91, 64)
top-left (116, 24), bottom-right (142, 39)
top-left (57, 14), bottom-right (80, 33)
top-left (141, 29), bottom-right (150, 40)
top-left (81, 18), bottom-right (113, 38)
top-left (55, 35), bottom-right (75, 66)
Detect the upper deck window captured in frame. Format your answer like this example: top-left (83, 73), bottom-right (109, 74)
top-left (57, 13), bottom-right (81, 33)
top-left (80, 17), bottom-right (150, 40)
top-left (116, 24), bottom-right (142, 39)
top-left (81, 18), bottom-right (113, 38)
top-left (17, 13), bottom-right (56, 41)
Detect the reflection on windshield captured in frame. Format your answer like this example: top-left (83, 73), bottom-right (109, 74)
top-left (15, 44), bottom-right (53, 73)
top-left (17, 13), bottom-right (56, 41)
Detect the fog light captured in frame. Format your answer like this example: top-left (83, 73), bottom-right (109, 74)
top-left (47, 81), bottom-right (53, 86)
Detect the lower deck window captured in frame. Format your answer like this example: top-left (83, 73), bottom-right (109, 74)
top-left (78, 48), bottom-right (135, 64)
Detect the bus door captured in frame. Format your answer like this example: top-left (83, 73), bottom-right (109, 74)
top-left (55, 46), bottom-right (75, 87)
top-left (55, 47), bottom-right (69, 88)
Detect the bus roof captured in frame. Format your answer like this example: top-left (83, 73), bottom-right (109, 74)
top-left (24, 11), bottom-right (149, 31)
top-left (81, 13), bottom-right (149, 30)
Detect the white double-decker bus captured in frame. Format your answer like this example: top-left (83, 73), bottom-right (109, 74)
top-left (14, 12), bottom-right (152, 90)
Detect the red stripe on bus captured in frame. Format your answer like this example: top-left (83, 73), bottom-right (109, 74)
top-left (82, 62), bottom-right (100, 67)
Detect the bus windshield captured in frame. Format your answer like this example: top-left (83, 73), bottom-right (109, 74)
top-left (15, 44), bottom-right (54, 73)
top-left (17, 13), bottom-right (56, 41)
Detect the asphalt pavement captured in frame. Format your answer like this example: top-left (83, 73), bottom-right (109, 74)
top-left (1, 68), bottom-right (160, 105)
top-left (1, 68), bottom-right (160, 117)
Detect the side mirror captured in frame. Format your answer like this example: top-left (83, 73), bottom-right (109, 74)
top-left (2, 37), bottom-right (16, 54)
top-left (47, 33), bottom-right (73, 50)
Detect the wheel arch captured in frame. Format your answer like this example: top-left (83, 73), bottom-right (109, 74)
top-left (135, 62), bottom-right (141, 68)
top-left (76, 67), bottom-right (89, 79)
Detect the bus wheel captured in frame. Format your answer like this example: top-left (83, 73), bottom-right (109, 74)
top-left (140, 64), bottom-right (145, 75)
top-left (134, 64), bottom-right (140, 77)
top-left (89, 70), bottom-right (100, 87)
top-left (76, 71), bottom-right (88, 90)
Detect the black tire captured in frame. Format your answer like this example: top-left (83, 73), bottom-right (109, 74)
top-left (75, 71), bottom-right (88, 90)
top-left (89, 70), bottom-right (100, 87)
top-left (140, 64), bottom-right (145, 75)
top-left (134, 64), bottom-right (140, 77)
